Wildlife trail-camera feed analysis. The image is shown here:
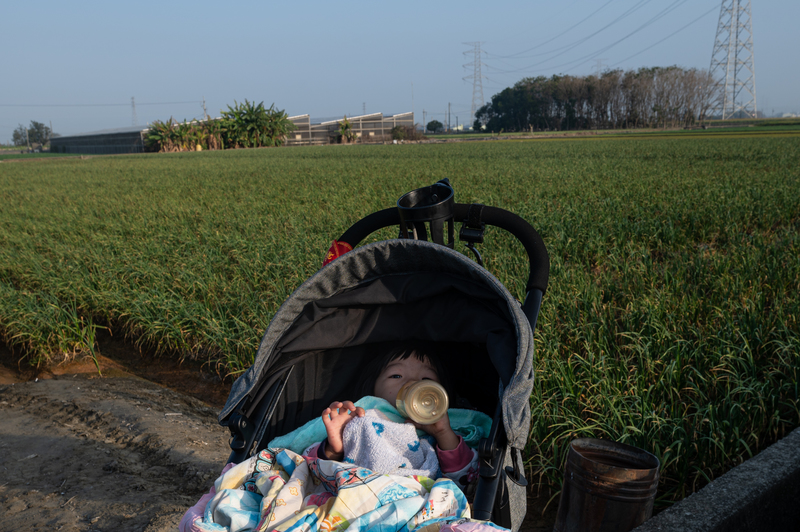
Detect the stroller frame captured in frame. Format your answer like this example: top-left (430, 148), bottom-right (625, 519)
top-left (221, 181), bottom-right (549, 531)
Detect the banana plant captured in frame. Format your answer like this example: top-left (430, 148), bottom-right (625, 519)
top-left (220, 100), bottom-right (295, 149)
top-left (144, 119), bottom-right (178, 152)
top-left (146, 101), bottom-right (295, 152)
top-left (338, 116), bottom-right (357, 143)
top-left (173, 120), bottom-right (195, 151)
top-left (203, 119), bottom-right (223, 150)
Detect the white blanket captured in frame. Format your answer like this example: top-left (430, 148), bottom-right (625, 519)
top-left (343, 409), bottom-right (440, 478)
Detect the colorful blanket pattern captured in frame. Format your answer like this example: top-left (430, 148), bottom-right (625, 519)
top-left (195, 448), bottom-right (507, 532)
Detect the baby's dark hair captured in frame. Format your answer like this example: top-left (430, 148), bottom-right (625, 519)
top-left (356, 341), bottom-right (452, 399)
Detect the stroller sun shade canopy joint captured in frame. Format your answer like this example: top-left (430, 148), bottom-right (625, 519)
top-left (221, 239), bottom-right (535, 452)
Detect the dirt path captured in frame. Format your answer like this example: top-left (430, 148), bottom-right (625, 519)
top-left (0, 375), bottom-right (229, 531)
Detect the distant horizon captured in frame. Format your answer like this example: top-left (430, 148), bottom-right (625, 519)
top-left (8, 108), bottom-right (798, 145)
top-left (2, 0), bottom-right (798, 143)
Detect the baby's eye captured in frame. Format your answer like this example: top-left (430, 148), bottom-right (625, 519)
top-left (389, 374), bottom-right (402, 379)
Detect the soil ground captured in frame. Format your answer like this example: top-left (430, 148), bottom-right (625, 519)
top-left (0, 337), bottom-right (557, 532)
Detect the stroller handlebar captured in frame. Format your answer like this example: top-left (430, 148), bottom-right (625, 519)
top-left (335, 203), bottom-right (550, 296)
top-left (468, 204), bottom-right (550, 296)
top-left (337, 207), bottom-right (398, 249)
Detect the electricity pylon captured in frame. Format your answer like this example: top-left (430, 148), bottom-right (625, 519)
top-left (131, 97), bottom-right (139, 127)
top-left (463, 42), bottom-right (486, 128)
top-left (709, 0), bottom-right (757, 119)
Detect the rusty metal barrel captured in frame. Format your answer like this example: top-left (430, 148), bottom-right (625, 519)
top-left (554, 438), bottom-right (660, 532)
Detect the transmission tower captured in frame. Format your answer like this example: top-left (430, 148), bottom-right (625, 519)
top-left (593, 59), bottom-right (608, 76)
top-left (709, 0), bottom-right (757, 119)
top-left (463, 42), bottom-right (486, 128)
top-left (131, 97), bottom-right (139, 127)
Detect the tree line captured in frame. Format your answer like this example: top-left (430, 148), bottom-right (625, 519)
top-left (475, 66), bottom-right (718, 132)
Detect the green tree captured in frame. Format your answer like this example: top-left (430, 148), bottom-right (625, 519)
top-left (476, 68), bottom-right (719, 132)
top-left (12, 124), bottom-right (28, 146)
top-left (390, 125), bottom-right (406, 140)
top-left (426, 120), bottom-right (443, 133)
top-left (28, 121), bottom-right (52, 145)
top-left (13, 121), bottom-right (54, 147)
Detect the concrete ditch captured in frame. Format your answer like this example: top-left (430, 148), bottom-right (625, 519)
top-left (634, 426), bottom-right (800, 531)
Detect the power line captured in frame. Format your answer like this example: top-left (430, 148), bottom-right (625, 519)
top-left (610, 4), bottom-right (719, 67)
top-left (485, 0), bottom-right (657, 74)
top-left (487, 0), bottom-right (616, 59)
top-left (560, 0), bottom-right (692, 73)
top-left (0, 100), bottom-right (202, 108)
top-left (475, 1), bottom-right (717, 101)
top-left (489, 0), bottom-right (695, 77)
top-left (507, 0), bottom-right (671, 74)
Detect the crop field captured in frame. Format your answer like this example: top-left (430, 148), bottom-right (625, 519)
top-left (1, 133), bottom-right (798, 505)
top-left (0, 152), bottom-right (81, 161)
top-left (427, 121), bottom-right (800, 140)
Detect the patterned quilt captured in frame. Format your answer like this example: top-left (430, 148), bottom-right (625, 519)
top-left (185, 448), bottom-right (508, 532)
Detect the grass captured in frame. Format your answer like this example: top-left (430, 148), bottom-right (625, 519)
top-left (756, 118), bottom-right (800, 127)
top-left (707, 117), bottom-right (800, 127)
top-left (427, 124), bottom-right (800, 140)
top-left (0, 152), bottom-right (82, 161)
top-left (0, 136), bottom-right (798, 504)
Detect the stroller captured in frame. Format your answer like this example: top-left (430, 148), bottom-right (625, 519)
top-left (219, 180), bottom-right (549, 532)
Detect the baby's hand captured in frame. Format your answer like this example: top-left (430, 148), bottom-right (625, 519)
top-left (321, 401), bottom-right (365, 460)
top-left (407, 412), bottom-right (460, 451)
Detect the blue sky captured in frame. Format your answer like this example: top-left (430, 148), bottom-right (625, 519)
top-left (2, 0), bottom-right (798, 141)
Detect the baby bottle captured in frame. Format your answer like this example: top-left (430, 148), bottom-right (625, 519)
top-left (395, 380), bottom-right (449, 425)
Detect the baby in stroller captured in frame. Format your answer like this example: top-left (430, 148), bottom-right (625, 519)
top-left (306, 343), bottom-right (478, 490)
top-left (180, 343), bottom-right (497, 532)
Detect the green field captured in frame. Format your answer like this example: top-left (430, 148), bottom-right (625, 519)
top-left (0, 151), bottom-right (81, 161)
top-left (427, 122), bottom-right (800, 140)
top-left (1, 134), bottom-right (798, 504)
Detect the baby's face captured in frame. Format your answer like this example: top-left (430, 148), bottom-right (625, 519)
top-left (373, 355), bottom-right (440, 406)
